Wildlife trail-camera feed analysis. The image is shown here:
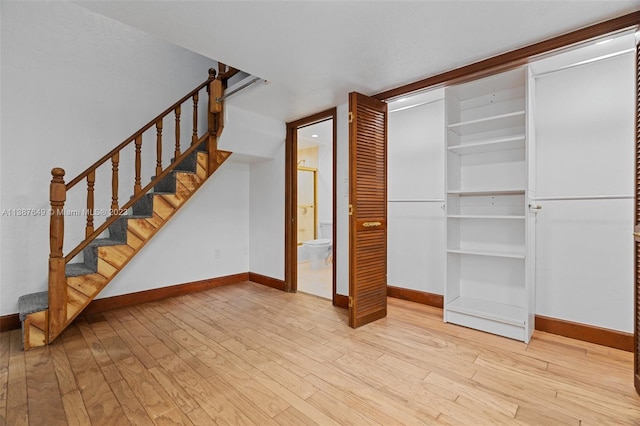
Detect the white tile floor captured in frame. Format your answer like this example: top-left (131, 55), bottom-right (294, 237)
top-left (297, 260), bottom-right (332, 300)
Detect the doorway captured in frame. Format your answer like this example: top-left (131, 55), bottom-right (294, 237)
top-left (285, 109), bottom-right (337, 303)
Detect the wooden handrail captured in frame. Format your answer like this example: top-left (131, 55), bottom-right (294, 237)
top-left (66, 70), bottom-right (216, 191)
top-left (64, 134), bottom-right (208, 263)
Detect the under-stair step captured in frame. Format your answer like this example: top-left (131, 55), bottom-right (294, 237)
top-left (97, 258), bottom-right (118, 278)
top-left (160, 191), bottom-right (187, 209)
top-left (127, 215), bottom-right (163, 240)
top-left (196, 152), bottom-right (208, 179)
top-left (27, 310), bottom-right (47, 330)
top-left (127, 230), bottom-right (144, 249)
top-left (152, 194), bottom-right (176, 220)
top-left (25, 321), bottom-right (46, 349)
top-left (98, 244), bottom-right (135, 269)
top-left (67, 286), bottom-right (89, 320)
top-left (175, 172), bottom-right (201, 191)
top-left (67, 273), bottom-right (108, 297)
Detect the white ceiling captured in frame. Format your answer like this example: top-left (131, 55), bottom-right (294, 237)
top-left (78, 1), bottom-right (640, 123)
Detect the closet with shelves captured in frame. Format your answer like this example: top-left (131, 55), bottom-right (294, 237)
top-left (385, 30), bottom-right (634, 345)
top-left (444, 67), bottom-right (534, 342)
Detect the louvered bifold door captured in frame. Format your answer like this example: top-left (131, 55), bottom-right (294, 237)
top-left (348, 92), bottom-right (388, 328)
top-left (635, 41), bottom-right (640, 396)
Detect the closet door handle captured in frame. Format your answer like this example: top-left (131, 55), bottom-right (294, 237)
top-left (633, 232), bottom-right (640, 238)
top-left (363, 221), bottom-right (382, 228)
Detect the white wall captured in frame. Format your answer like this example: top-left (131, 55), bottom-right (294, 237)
top-left (317, 141), bottom-right (333, 229)
top-left (0, 1), bottom-right (240, 315)
top-left (387, 98), bottom-right (445, 294)
top-left (100, 161), bottom-right (250, 299)
top-left (219, 105), bottom-right (285, 160)
top-left (249, 145), bottom-right (285, 280)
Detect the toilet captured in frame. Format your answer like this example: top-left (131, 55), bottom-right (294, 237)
top-left (303, 221), bottom-right (333, 270)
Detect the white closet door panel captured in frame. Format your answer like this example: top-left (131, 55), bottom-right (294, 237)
top-left (388, 100), bottom-right (444, 199)
top-left (535, 53), bottom-right (634, 197)
top-left (535, 199), bottom-right (633, 332)
top-left (388, 203), bottom-right (445, 294)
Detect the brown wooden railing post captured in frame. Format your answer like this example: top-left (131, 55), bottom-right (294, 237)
top-left (192, 92), bottom-right (199, 145)
top-left (86, 170), bottom-right (95, 238)
top-left (174, 105), bottom-right (181, 159)
top-left (134, 135), bottom-right (142, 194)
top-left (208, 68), bottom-right (222, 175)
top-left (111, 152), bottom-right (119, 213)
top-left (49, 168), bottom-right (67, 341)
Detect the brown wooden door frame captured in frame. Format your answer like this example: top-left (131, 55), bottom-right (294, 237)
top-left (285, 108), bottom-right (338, 304)
top-left (635, 40), bottom-right (640, 395)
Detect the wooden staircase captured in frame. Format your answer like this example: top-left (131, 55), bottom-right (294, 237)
top-left (19, 67), bottom-right (237, 350)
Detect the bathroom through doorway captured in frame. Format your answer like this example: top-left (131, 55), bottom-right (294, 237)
top-left (285, 109), bottom-right (337, 302)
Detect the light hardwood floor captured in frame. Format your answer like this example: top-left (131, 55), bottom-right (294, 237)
top-left (1, 281), bottom-right (639, 425)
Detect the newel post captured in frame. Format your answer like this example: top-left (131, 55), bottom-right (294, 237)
top-left (208, 68), bottom-right (223, 175)
top-left (48, 167), bottom-right (67, 341)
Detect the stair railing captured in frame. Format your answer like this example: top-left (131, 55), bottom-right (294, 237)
top-left (47, 68), bottom-right (225, 339)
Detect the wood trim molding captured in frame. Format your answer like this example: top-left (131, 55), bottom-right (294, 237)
top-left (82, 272), bottom-right (249, 316)
top-left (249, 272), bottom-right (286, 291)
top-left (1, 272), bottom-right (285, 332)
top-left (334, 294), bottom-right (348, 309)
top-left (374, 11), bottom-right (640, 100)
top-left (387, 286), bottom-right (444, 308)
top-left (386, 286), bottom-right (632, 352)
top-left (0, 313), bottom-right (20, 332)
top-left (285, 108), bottom-right (338, 296)
top-left (535, 315), bottom-right (634, 352)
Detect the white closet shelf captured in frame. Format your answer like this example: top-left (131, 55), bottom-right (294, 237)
top-left (447, 215), bottom-right (525, 220)
top-left (447, 135), bottom-right (525, 155)
top-left (447, 248), bottom-right (526, 259)
top-left (448, 189), bottom-right (525, 196)
top-left (446, 296), bottom-right (526, 326)
top-left (447, 111), bottom-right (525, 136)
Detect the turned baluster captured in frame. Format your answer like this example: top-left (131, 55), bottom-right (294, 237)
top-left (156, 119), bottom-right (163, 177)
top-left (192, 92), bottom-right (199, 145)
top-left (86, 170), bottom-right (95, 238)
top-left (134, 135), bottom-right (142, 194)
top-left (49, 168), bottom-right (67, 340)
top-left (174, 105), bottom-right (181, 159)
top-left (111, 151), bottom-right (119, 214)
top-left (208, 68), bottom-right (221, 175)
